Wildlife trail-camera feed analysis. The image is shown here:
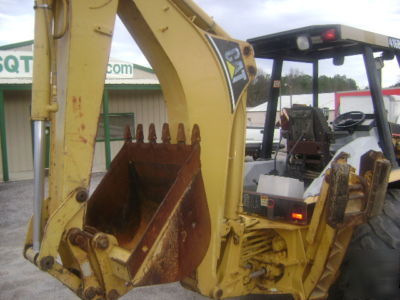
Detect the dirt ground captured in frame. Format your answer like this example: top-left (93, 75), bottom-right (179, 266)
top-left (0, 174), bottom-right (213, 300)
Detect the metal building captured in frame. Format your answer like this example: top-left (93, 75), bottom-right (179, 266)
top-left (0, 41), bottom-right (166, 181)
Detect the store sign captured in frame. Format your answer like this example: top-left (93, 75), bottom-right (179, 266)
top-left (0, 51), bottom-right (33, 78)
top-left (106, 61), bottom-right (134, 78)
top-left (0, 51), bottom-right (135, 79)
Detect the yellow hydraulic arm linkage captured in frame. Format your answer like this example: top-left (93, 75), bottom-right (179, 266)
top-left (24, 0), bottom-right (391, 299)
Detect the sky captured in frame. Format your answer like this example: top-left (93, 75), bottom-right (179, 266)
top-left (0, 0), bottom-right (399, 88)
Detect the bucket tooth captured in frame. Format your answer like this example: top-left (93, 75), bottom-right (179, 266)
top-left (136, 124), bottom-right (144, 143)
top-left (124, 125), bottom-right (132, 143)
top-left (177, 123), bottom-right (186, 144)
top-left (148, 123), bottom-right (157, 143)
top-left (191, 124), bottom-right (201, 145)
top-left (161, 123), bottom-right (171, 144)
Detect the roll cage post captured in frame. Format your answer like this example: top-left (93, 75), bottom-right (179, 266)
top-left (363, 46), bottom-right (398, 166)
top-left (260, 59), bottom-right (282, 159)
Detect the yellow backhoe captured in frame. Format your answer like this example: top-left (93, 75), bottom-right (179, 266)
top-left (24, 1), bottom-right (400, 299)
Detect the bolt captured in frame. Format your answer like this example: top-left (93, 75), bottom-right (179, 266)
top-left (76, 188), bottom-right (89, 203)
top-left (243, 46), bottom-right (252, 56)
top-left (108, 289), bottom-right (120, 300)
top-left (84, 287), bottom-right (97, 299)
top-left (40, 256), bottom-right (54, 271)
top-left (247, 65), bottom-right (257, 76)
top-left (68, 228), bottom-right (87, 249)
top-left (95, 235), bottom-right (109, 250)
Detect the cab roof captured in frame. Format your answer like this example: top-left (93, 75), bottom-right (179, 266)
top-left (248, 24), bottom-right (400, 63)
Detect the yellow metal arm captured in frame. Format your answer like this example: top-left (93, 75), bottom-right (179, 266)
top-left (117, 0), bottom-right (256, 292)
top-left (27, 0), bottom-right (256, 298)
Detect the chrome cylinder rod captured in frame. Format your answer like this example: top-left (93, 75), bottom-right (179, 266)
top-left (33, 120), bottom-right (46, 252)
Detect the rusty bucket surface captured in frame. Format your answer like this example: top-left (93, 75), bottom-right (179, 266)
top-left (84, 123), bottom-right (211, 285)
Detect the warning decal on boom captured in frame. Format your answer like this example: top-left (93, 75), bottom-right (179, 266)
top-left (206, 35), bottom-right (249, 112)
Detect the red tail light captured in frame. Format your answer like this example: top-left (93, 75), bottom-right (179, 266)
top-left (322, 29), bottom-right (337, 41)
top-left (291, 212), bottom-right (304, 220)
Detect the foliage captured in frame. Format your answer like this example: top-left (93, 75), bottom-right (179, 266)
top-left (318, 74), bottom-right (358, 93)
top-left (247, 69), bottom-right (358, 107)
top-left (391, 81), bottom-right (400, 88)
top-left (281, 69), bottom-right (312, 95)
top-left (247, 70), bottom-right (270, 107)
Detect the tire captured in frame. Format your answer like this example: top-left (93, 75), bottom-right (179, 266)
top-left (328, 189), bottom-right (400, 300)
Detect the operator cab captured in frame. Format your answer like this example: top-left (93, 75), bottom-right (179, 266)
top-left (242, 25), bottom-right (400, 224)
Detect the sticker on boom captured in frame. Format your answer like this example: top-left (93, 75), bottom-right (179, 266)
top-left (207, 35), bottom-right (249, 112)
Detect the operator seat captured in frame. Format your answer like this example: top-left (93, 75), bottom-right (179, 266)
top-left (282, 105), bottom-right (333, 180)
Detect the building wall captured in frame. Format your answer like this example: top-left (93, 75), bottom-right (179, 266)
top-left (0, 129), bottom-right (3, 181)
top-left (132, 68), bottom-right (157, 80)
top-left (0, 88), bottom-right (166, 180)
top-left (4, 90), bottom-right (33, 180)
top-left (92, 89), bottom-right (166, 172)
top-left (108, 89), bottom-right (166, 134)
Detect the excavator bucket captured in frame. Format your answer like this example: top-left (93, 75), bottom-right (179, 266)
top-left (84, 123), bottom-right (211, 285)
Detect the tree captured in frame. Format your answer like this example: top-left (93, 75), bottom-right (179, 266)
top-left (281, 69), bottom-right (312, 95)
top-left (391, 81), bottom-right (400, 88)
top-left (246, 68), bottom-right (359, 107)
top-left (281, 71), bottom-right (358, 95)
top-left (247, 70), bottom-right (270, 107)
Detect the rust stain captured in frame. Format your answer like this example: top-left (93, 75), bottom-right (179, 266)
top-left (72, 96), bottom-right (80, 112)
top-left (72, 96), bottom-right (84, 118)
top-left (79, 136), bottom-right (88, 144)
top-left (72, 96), bottom-right (87, 142)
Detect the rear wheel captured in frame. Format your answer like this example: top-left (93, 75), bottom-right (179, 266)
top-left (328, 189), bottom-right (400, 300)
